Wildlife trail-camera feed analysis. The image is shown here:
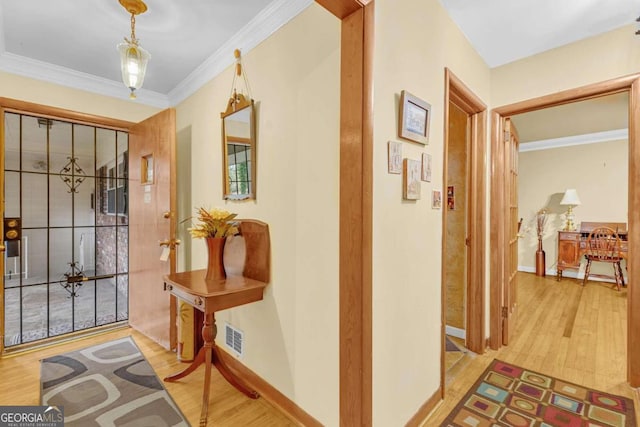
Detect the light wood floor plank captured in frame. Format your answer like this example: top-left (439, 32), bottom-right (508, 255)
top-left (0, 328), bottom-right (297, 426)
top-left (426, 272), bottom-right (640, 425)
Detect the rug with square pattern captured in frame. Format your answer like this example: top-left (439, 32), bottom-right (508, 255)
top-left (441, 359), bottom-right (636, 426)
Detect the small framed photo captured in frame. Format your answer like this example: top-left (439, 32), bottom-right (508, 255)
top-left (399, 90), bottom-right (431, 145)
top-left (447, 185), bottom-right (455, 210)
top-left (421, 153), bottom-right (432, 182)
top-left (388, 141), bottom-right (402, 174)
top-left (432, 190), bottom-right (442, 209)
top-left (403, 158), bottom-right (421, 200)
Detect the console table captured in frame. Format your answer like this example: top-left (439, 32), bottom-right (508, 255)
top-left (557, 221), bottom-right (627, 280)
top-left (163, 220), bottom-right (270, 427)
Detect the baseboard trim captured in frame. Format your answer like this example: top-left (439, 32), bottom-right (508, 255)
top-left (217, 347), bottom-right (322, 426)
top-left (517, 265), bottom-right (621, 284)
top-left (445, 325), bottom-right (465, 339)
top-left (405, 387), bottom-right (442, 427)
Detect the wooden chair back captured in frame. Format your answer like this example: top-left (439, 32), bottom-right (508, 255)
top-left (586, 227), bottom-right (622, 261)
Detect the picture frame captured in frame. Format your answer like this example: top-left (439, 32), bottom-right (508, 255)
top-left (432, 190), bottom-right (442, 209)
top-left (388, 141), bottom-right (402, 174)
top-left (403, 158), bottom-right (421, 200)
top-left (447, 185), bottom-right (455, 210)
top-left (399, 90), bottom-right (431, 145)
top-left (421, 153), bottom-right (432, 182)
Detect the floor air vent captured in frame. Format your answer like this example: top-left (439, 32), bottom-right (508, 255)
top-left (224, 322), bottom-right (244, 357)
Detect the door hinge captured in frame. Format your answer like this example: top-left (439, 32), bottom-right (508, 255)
top-left (502, 306), bottom-right (508, 318)
top-left (504, 129), bottom-right (510, 141)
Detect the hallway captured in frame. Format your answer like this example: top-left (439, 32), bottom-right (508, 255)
top-left (427, 271), bottom-right (639, 424)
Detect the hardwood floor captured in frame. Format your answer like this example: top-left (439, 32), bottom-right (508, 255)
top-left (426, 272), bottom-right (640, 425)
top-left (3, 271), bottom-right (638, 426)
top-left (0, 327), bottom-right (296, 426)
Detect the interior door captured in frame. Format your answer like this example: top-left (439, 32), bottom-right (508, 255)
top-left (128, 108), bottom-right (177, 350)
top-left (502, 118), bottom-right (519, 345)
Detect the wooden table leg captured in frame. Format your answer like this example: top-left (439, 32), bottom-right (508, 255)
top-left (164, 347), bottom-right (205, 382)
top-left (163, 311), bottom-right (259, 427)
top-left (200, 313), bottom-right (214, 427)
top-left (212, 345), bottom-right (259, 399)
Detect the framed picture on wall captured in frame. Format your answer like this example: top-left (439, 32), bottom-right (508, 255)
top-left (388, 141), bottom-right (402, 174)
top-left (421, 153), bottom-right (432, 182)
top-left (403, 158), bottom-right (421, 200)
top-left (432, 190), bottom-right (442, 209)
top-left (399, 90), bottom-right (431, 145)
top-left (447, 185), bottom-right (455, 210)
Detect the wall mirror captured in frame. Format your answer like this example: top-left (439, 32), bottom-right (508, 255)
top-left (221, 92), bottom-right (256, 200)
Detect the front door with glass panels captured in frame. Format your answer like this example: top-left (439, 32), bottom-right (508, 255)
top-left (3, 112), bottom-right (129, 348)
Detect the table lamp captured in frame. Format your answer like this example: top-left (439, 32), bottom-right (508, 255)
top-left (560, 189), bottom-right (581, 231)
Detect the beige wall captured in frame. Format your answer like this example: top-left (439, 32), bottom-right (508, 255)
top-left (518, 139), bottom-right (628, 277)
top-left (0, 72), bottom-right (159, 123)
top-left (372, 0), bottom-right (490, 424)
top-left (492, 24), bottom-right (640, 107)
top-left (174, 4), bottom-right (340, 425)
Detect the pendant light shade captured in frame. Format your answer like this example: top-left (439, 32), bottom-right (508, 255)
top-left (118, 42), bottom-right (150, 98)
top-left (117, 0), bottom-right (150, 99)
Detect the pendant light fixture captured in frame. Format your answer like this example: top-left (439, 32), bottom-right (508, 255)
top-left (117, 0), bottom-right (150, 99)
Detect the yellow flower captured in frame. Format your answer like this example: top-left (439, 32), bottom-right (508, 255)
top-left (186, 207), bottom-right (239, 239)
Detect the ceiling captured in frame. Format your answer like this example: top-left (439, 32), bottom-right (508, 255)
top-left (439, 0), bottom-right (639, 68)
top-left (0, 0), bottom-right (314, 107)
top-left (0, 0), bottom-right (637, 124)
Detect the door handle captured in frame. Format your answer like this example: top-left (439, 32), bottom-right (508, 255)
top-left (159, 239), bottom-right (181, 249)
top-left (0, 244), bottom-right (5, 252)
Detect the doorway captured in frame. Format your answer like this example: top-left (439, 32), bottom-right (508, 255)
top-left (441, 69), bottom-right (487, 393)
top-left (1, 103), bottom-right (133, 354)
top-left (489, 73), bottom-right (640, 386)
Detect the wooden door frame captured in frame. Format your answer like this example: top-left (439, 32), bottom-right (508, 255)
top-left (0, 98), bottom-right (133, 356)
top-left (489, 73), bottom-right (640, 386)
top-left (441, 69), bottom-right (487, 393)
top-left (315, 1), bottom-right (374, 425)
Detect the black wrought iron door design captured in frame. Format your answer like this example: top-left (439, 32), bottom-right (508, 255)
top-left (3, 113), bottom-right (129, 347)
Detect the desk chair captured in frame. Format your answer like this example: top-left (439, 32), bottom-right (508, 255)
top-left (583, 226), bottom-right (625, 291)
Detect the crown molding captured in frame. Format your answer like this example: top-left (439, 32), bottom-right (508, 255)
top-left (0, 52), bottom-right (170, 109)
top-left (0, 0), bottom-right (312, 109)
top-left (518, 128), bottom-right (628, 152)
top-left (168, 0), bottom-right (314, 105)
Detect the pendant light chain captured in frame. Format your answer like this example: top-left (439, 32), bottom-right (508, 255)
top-left (127, 12), bottom-right (138, 45)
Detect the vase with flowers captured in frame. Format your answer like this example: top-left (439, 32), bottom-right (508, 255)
top-left (187, 207), bottom-right (239, 281)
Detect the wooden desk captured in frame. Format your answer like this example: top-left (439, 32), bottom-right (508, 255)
top-left (163, 220), bottom-right (270, 427)
top-left (557, 222), bottom-right (628, 280)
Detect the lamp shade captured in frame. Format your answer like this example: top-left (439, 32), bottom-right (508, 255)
top-left (117, 42), bottom-right (150, 98)
top-left (560, 188), bottom-right (581, 206)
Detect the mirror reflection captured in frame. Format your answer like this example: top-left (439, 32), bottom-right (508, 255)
top-left (222, 93), bottom-right (255, 200)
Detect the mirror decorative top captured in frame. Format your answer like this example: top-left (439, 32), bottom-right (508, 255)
top-left (221, 49), bottom-right (256, 201)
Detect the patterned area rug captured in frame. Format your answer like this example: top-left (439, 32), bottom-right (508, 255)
top-left (40, 336), bottom-right (189, 426)
top-left (441, 359), bottom-right (636, 426)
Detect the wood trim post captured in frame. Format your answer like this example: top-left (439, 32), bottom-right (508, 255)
top-left (315, 0), bottom-right (374, 425)
top-left (489, 111), bottom-right (505, 350)
top-left (628, 79), bottom-right (640, 386)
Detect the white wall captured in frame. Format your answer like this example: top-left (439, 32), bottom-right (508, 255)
top-left (372, 0), bottom-right (491, 424)
top-left (175, 4), bottom-right (340, 425)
